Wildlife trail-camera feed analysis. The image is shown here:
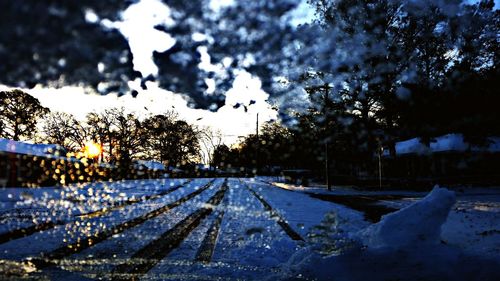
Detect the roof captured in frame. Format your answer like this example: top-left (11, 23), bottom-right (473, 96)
top-left (0, 138), bottom-right (67, 158)
top-left (194, 164), bottom-right (212, 171)
top-left (135, 160), bottom-right (166, 171)
top-left (383, 134), bottom-right (500, 157)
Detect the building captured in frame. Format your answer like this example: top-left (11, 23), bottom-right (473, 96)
top-left (0, 138), bottom-right (112, 187)
top-left (382, 134), bottom-right (500, 186)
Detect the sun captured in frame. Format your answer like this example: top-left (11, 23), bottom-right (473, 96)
top-left (84, 141), bottom-right (102, 159)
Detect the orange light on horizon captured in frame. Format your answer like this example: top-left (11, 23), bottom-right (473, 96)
top-left (84, 141), bottom-right (102, 159)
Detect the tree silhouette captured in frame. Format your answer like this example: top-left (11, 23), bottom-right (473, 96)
top-left (0, 89), bottom-right (49, 141)
top-left (211, 144), bottom-right (232, 169)
top-left (198, 126), bottom-right (223, 168)
top-left (143, 113), bottom-right (200, 168)
top-left (0, 0), bottom-right (306, 110)
top-left (104, 108), bottom-right (145, 173)
top-left (41, 111), bottom-right (87, 152)
top-left (86, 110), bottom-right (116, 161)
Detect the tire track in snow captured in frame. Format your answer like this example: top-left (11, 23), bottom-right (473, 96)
top-left (194, 203), bottom-right (226, 263)
top-left (0, 221), bottom-right (60, 245)
top-left (26, 179), bottom-right (215, 270)
top-left (0, 180), bottom-right (192, 245)
top-left (110, 179), bottom-right (229, 280)
top-left (259, 179), bottom-right (398, 222)
top-left (241, 180), bottom-right (304, 241)
top-left (77, 179), bottom-right (194, 219)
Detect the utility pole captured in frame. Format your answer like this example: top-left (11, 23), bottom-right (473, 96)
top-left (378, 145), bottom-right (383, 189)
top-left (325, 141), bottom-right (330, 190)
top-left (304, 80), bottom-right (333, 190)
top-left (256, 113), bottom-right (259, 176)
top-left (322, 84), bottom-right (332, 191)
top-left (256, 113), bottom-right (259, 137)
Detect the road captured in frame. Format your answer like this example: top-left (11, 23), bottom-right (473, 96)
top-left (0, 178), bottom-right (365, 280)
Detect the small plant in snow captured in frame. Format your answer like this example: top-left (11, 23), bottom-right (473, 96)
top-left (307, 212), bottom-right (359, 256)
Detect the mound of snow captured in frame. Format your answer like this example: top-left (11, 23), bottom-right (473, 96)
top-left (278, 186), bottom-right (500, 281)
top-left (359, 186), bottom-right (456, 249)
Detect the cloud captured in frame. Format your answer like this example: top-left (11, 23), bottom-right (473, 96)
top-left (110, 0), bottom-right (177, 76)
top-left (1, 72), bottom-right (277, 145)
top-left (1, 0), bottom-right (279, 145)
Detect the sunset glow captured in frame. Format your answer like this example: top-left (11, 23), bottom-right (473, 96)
top-left (83, 141), bottom-right (102, 159)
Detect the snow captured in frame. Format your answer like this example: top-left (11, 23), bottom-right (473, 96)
top-left (431, 134), bottom-right (470, 152)
top-left (0, 138), bottom-right (66, 158)
top-left (375, 188), bottom-right (500, 259)
top-left (392, 136), bottom-right (430, 155)
top-left (358, 186), bottom-right (456, 249)
top-left (146, 179), bottom-right (301, 279)
top-left (135, 160), bottom-right (165, 171)
top-left (0, 178), bottom-right (189, 234)
top-left (0, 178), bottom-right (499, 280)
top-left (383, 133), bottom-right (500, 156)
top-left (0, 179), bottom-right (207, 261)
top-left (257, 176), bottom-right (427, 197)
top-left (442, 200), bottom-right (500, 258)
top-left (65, 179), bottom-right (223, 277)
top-left (245, 179), bottom-right (367, 236)
top-left (280, 186), bottom-right (500, 281)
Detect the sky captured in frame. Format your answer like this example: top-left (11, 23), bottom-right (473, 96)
top-left (4, 0), bottom-right (494, 145)
top-left (0, 0), bottom-right (315, 145)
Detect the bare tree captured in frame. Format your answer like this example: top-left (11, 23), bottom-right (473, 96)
top-left (198, 126), bottom-right (223, 168)
top-left (85, 108), bottom-right (145, 167)
top-left (105, 108), bottom-right (146, 170)
top-left (41, 111), bottom-right (87, 152)
top-left (86, 111), bottom-right (116, 162)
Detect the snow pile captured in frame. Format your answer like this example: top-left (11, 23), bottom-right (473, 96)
top-left (279, 186), bottom-right (500, 281)
top-left (359, 185), bottom-right (456, 249)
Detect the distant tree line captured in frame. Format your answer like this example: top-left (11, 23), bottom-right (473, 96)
top-left (0, 89), bottom-right (201, 175)
top-left (211, 120), bottom-right (331, 175)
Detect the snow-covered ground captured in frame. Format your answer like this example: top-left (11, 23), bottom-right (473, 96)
top-left (253, 178), bottom-right (500, 280)
top-left (0, 178), bottom-right (498, 280)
